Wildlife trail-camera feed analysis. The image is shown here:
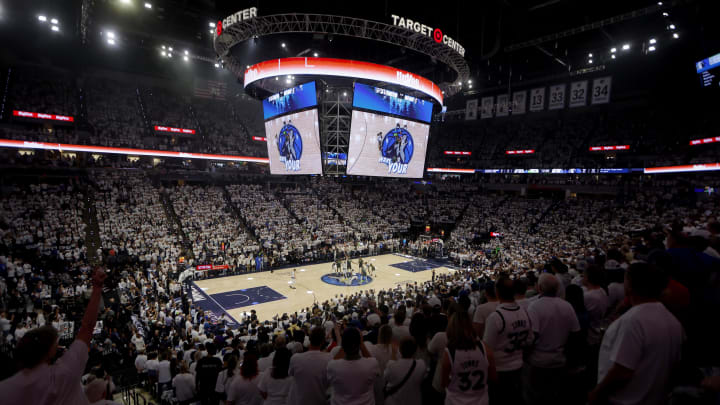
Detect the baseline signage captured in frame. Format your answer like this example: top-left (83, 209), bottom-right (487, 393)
top-left (196, 264), bottom-right (229, 271)
top-left (252, 136), bottom-right (268, 142)
top-left (589, 145), bottom-right (630, 151)
top-left (245, 57), bottom-right (443, 105)
top-left (390, 15), bottom-right (465, 57)
top-left (216, 7), bottom-right (258, 36)
top-left (0, 139), bottom-right (269, 163)
top-left (13, 110), bottom-right (74, 122)
top-left (154, 126), bottom-right (196, 135)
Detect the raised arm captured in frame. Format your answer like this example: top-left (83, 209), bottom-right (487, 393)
top-left (77, 268), bottom-right (107, 347)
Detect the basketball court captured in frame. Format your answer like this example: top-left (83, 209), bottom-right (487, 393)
top-left (190, 253), bottom-right (457, 323)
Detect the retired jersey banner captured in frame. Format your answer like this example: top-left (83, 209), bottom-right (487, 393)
top-left (529, 88), bottom-right (545, 112)
top-left (569, 81), bottom-right (588, 108)
top-left (465, 99), bottom-right (478, 120)
top-left (480, 96), bottom-right (494, 119)
top-left (512, 91), bottom-right (527, 115)
top-left (591, 76), bottom-right (612, 105)
top-left (496, 94), bottom-right (509, 117)
top-left (548, 84), bottom-right (566, 110)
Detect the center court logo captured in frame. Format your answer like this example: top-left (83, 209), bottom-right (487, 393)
top-left (277, 121), bottom-right (303, 171)
top-left (378, 123), bottom-right (414, 174)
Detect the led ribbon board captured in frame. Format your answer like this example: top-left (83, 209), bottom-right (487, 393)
top-left (352, 82), bottom-right (433, 123)
top-left (0, 139), bottom-right (269, 163)
top-left (245, 57), bottom-right (443, 105)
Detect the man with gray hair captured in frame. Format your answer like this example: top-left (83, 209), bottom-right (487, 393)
top-left (523, 273), bottom-right (581, 404)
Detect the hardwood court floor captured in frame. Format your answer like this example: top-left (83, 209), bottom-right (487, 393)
top-left (194, 253), bottom-right (456, 322)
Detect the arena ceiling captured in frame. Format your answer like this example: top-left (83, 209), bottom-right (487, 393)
top-left (1, 0), bottom-right (717, 99)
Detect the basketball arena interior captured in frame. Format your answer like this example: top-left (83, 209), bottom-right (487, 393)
top-left (0, 0), bottom-right (719, 404)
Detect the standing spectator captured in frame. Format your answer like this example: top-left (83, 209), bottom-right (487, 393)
top-left (327, 328), bottom-right (380, 405)
top-left (383, 337), bottom-right (426, 405)
top-left (214, 354), bottom-right (238, 402)
top-left (473, 282), bottom-right (498, 338)
top-left (589, 262), bottom-right (683, 405)
top-left (441, 309), bottom-right (496, 405)
top-left (226, 353), bottom-right (262, 405)
top-left (157, 351), bottom-right (172, 394)
top-left (483, 275), bottom-right (531, 405)
top-left (195, 342), bottom-right (223, 405)
top-left (258, 347), bottom-right (294, 405)
top-left (0, 268), bottom-right (107, 404)
top-left (172, 362), bottom-right (196, 405)
top-left (523, 273), bottom-right (581, 404)
top-left (288, 327), bottom-right (331, 405)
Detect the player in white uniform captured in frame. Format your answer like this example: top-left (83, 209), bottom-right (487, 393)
top-left (442, 311), bottom-right (496, 405)
top-left (289, 269), bottom-right (296, 289)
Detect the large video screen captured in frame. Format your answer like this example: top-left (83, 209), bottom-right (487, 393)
top-left (262, 81), bottom-right (317, 120)
top-left (347, 111), bottom-right (429, 178)
top-left (265, 109), bottom-right (323, 175)
top-left (352, 82), bottom-right (433, 123)
top-left (696, 52), bottom-right (720, 88)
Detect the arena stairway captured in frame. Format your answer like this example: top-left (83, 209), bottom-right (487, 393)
top-left (158, 189), bottom-right (195, 260)
top-left (220, 186), bottom-right (260, 244)
top-left (81, 181), bottom-right (102, 265)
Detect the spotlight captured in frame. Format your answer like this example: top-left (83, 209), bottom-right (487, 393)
top-left (313, 52), bottom-right (318, 57)
top-left (50, 18), bottom-right (58, 24)
top-left (281, 43), bottom-right (286, 48)
top-left (662, 12), bottom-right (668, 17)
top-left (673, 33), bottom-right (679, 39)
top-left (209, 22), bottom-right (215, 28)
top-left (168, 53), bottom-right (172, 58)
top-left (161, 51), bottom-right (166, 57)
top-left (183, 56), bottom-right (188, 61)
top-left (343, 92), bottom-right (347, 96)
top-left (168, 47), bottom-right (173, 51)
top-left (107, 38), bottom-right (116, 45)
top-left (469, 85), bottom-right (473, 89)
top-left (657, 1), bottom-right (662, 5)
top-left (649, 38), bottom-right (656, 44)
top-left (184, 50), bottom-right (189, 55)
top-left (588, 59), bottom-right (593, 64)
top-left (668, 24), bottom-right (676, 30)
top-left (107, 32), bottom-right (115, 39)
top-left (286, 79), bottom-right (291, 84)
top-left (144, 2), bottom-right (152, 9)
top-left (161, 45), bottom-right (165, 49)
top-left (622, 44), bottom-right (630, 50)
top-left (120, 0), bottom-right (131, 4)
top-left (588, 53), bottom-right (593, 57)
top-left (38, 15), bottom-right (47, 22)
top-left (209, 30), bottom-right (213, 34)
top-left (468, 80), bottom-right (472, 84)
top-left (275, 77), bottom-right (278, 81)
top-left (611, 47), bottom-right (617, 53)
top-left (611, 54), bottom-right (616, 59)
top-left (51, 25), bottom-right (59, 32)
top-left (214, 63), bottom-right (219, 68)
top-left (648, 46), bottom-right (656, 52)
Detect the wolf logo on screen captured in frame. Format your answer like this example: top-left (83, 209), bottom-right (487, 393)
top-left (276, 121), bottom-right (303, 171)
top-left (378, 123), bottom-right (414, 174)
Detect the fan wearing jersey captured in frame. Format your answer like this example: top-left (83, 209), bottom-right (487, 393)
top-left (441, 308), bottom-right (497, 405)
top-left (483, 275), bottom-right (532, 405)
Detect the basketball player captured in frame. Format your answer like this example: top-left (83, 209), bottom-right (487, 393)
top-left (398, 130), bottom-right (409, 164)
top-left (285, 120), bottom-right (297, 161)
top-left (376, 132), bottom-right (384, 154)
top-left (289, 269), bottom-right (297, 289)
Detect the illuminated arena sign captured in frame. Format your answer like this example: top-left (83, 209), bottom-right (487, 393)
top-left (689, 136), bottom-right (720, 145)
top-left (444, 151), bottom-right (472, 156)
top-left (154, 126), bottom-right (196, 135)
top-left (390, 15), bottom-right (465, 57)
top-left (216, 7), bottom-right (257, 36)
top-left (589, 145), bottom-right (630, 151)
top-left (244, 57), bottom-right (443, 105)
top-left (13, 110), bottom-right (74, 122)
top-left (506, 149), bottom-right (535, 155)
